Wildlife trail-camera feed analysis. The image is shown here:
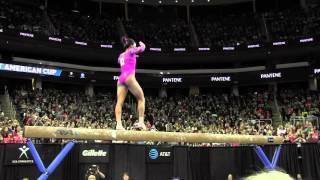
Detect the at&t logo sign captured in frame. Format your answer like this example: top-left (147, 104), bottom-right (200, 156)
top-left (149, 148), bottom-right (171, 160)
top-left (149, 148), bottom-right (159, 160)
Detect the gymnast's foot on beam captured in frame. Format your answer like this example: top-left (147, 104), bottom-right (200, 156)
top-left (116, 123), bottom-right (125, 130)
top-left (134, 122), bottom-right (147, 130)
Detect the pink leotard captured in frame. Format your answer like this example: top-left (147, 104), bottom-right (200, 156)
top-left (117, 44), bottom-right (146, 85)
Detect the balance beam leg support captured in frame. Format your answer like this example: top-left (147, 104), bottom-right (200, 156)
top-left (254, 146), bottom-right (272, 169)
top-left (38, 173), bottom-right (48, 180)
top-left (27, 140), bottom-right (76, 180)
top-left (45, 141), bottom-right (75, 175)
top-left (27, 139), bottom-right (46, 174)
top-left (254, 145), bottom-right (282, 170)
top-left (271, 145), bottom-right (282, 169)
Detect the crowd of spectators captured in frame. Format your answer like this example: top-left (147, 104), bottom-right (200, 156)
top-left (146, 91), bottom-right (272, 133)
top-left (0, 0), bottom-right (48, 34)
top-left (1, 0), bottom-right (319, 48)
top-left (11, 88), bottom-right (272, 132)
top-left (264, 6), bottom-right (320, 41)
top-left (0, 86), bottom-right (317, 145)
top-left (124, 18), bottom-right (191, 47)
top-left (0, 111), bottom-right (25, 143)
top-left (0, 0), bottom-right (119, 45)
top-left (192, 12), bottom-right (263, 47)
top-left (13, 88), bottom-right (117, 130)
top-left (278, 88), bottom-right (320, 121)
top-left (48, 12), bottom-right (119, 45)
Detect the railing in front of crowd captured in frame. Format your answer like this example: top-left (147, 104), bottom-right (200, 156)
top-left (290, 115), bottom-right (319, 127)
top-left (247, 118), bottom-right (273, 127)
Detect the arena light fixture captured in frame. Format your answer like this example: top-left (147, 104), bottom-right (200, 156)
top-left (0, 29), bottom-right (3, 33)
top-left (80, 73), bottom-right (86, 79)
top-left (71, 0), bottom-right (80, 13)
top-left (175, 0), bottom-right (178, 3)
top-left (159, 0), bottom-right (162, 4)
top-left (69, 72), bottom-right (74, 78)
top-left (191, 0), bottom-right (194, 2)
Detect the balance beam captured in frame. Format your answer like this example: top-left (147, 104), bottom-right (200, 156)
top-left (24, 126), bottom-right (283, 144)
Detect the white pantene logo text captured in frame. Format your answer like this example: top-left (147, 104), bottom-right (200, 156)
top-left (260, 72), bottom-right (282, 79)
top-left (82, 149), bottom-right (107, 157)
top-left (162, 78), bottom-right (182, 83)
top-left (210, 76), bottom-right (231, 82)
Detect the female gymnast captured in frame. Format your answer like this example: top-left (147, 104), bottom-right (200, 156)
top-left (115, 37), bottom-right (147, 130)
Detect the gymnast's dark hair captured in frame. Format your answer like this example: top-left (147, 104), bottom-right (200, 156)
top-left (121, 36), bottom-right (136, 49)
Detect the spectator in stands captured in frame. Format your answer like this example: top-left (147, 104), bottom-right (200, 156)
top-left (245, 170), bottom-right (293, 180)
top-left (307, 127), bottom-right (319, 143)
top-left (123, 172), bottom-right (130, 180)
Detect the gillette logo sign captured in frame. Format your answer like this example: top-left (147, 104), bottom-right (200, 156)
top-left (82, 149), bottom-right (107, 157)
top-left (210, 76), bottom-right (231, 82)
top-left (260, 72), bottom-right (282, 79)
top-left (162, 78), bottom-right (182, 83)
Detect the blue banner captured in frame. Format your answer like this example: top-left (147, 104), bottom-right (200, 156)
top-left (0, 63), bottom-right (62, 76)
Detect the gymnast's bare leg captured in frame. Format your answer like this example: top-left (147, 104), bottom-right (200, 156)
top-left (115, 84), bottom-right (128, 130)
top-left (126, 75), bottom-right (147, 130)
